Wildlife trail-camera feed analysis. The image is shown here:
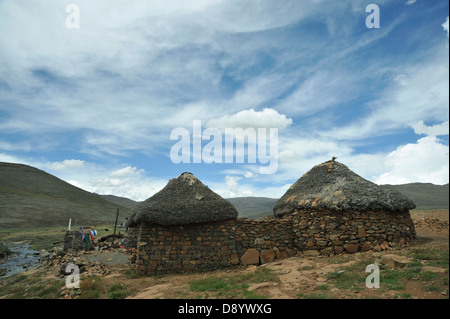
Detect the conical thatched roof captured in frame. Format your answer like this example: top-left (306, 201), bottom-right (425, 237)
top-left (128, 172), bottom-right (238, 226)
top-left (273, 161), bottom-right (416, 216)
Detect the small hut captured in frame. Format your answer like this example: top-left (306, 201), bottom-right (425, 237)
top-left (127, 172), bottom-right (240, 275)
top-left (273, 160), bottom-right (417, 254)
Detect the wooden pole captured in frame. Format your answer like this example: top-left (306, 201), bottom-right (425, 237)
top-left (113, 208), bottom-right (119, 242)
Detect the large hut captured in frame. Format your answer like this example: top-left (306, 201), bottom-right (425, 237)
top-left (273, 160), bottom-right (417, 255)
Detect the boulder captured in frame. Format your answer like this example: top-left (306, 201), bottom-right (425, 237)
top-left (260, 249), bottom-right (275, 264)
top-left (361, 242), bottom-right (373, 252)
top-left (380, 254), bottom-right (412, 269)
top-left (343, 243), bottom-right (359, 254)
top-left (275, 250), bottom-right (288, 260)
top-left (320, 247), bottom-right (334, 256)
top-left (240, 249), bottom-right (260, 266)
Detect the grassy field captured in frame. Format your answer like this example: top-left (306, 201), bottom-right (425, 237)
top-left (0, 225), bottom-right (119, 251)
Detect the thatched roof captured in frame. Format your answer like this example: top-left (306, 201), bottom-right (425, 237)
top-left (128, 172), bottom-right (238, 226)
top-left (273, 160), bottom-right (416, 216)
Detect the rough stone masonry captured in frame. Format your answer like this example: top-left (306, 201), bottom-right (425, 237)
top-left (128, 162), bottom-right (417, 276)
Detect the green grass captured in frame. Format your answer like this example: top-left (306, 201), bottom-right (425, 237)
top-left (424, 284), bottom-right (441, 292)
top-left (107, 283), bottom-right (128, 299)
top-left (326, 270), bottom-right (365, 290)
top-left (296, 292), bottom-right (330, 299)
top-left (0, 225), bottom-right (114, 251)
top-left (123, 267), bottom-right (146, 279)
top-left (0, 271), bottom-right (63, 299)
top-left (79, 276), bottom-right (102, 299)
top-left (316, 284), bottom-right (331, 291)
top-left (408, 248), bottom-right (442, 262)
top-left (189, 268), bottom-right (279, 299)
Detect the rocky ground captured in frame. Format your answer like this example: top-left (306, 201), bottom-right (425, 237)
top-left (0, 209), bottom-right (448, 299)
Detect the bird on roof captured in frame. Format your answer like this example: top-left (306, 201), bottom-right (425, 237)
top-left (332, 156), bottom-right (337, 162)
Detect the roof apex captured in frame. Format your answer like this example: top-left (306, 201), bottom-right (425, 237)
top-left (128, 172), bottom-right (238, 226)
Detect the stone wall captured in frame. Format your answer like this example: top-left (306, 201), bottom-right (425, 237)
top-left (290, 209), bottom-right (416, 257)
top-left (134, 210), bottom-right (416, 275)
top-left (123, 227), bottom-right (138, 249)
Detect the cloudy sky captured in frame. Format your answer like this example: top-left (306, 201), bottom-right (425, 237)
top-left (0, 0), bottom-right (448, 201)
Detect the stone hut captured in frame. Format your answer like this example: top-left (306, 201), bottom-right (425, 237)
top-left (128, 172), bottom-right (242, 275)
top-left (128, 172), bottom-right (299, 275)
top-left (129, 162), bottom-right (418, 276)
top-left (273, 160), bottom-right (417, 255)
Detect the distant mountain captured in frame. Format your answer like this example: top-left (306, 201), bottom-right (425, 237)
top-left (100, 194), bottom-right (139, 209)
top-left (0, 162), bottom-right (130, 229)
top-left (227, 183), bottom-right (449, 219)
top-left (1, 161), bottom-right (447, 229)
top-left (381, 183), bottom-right (449, 210)
top-left (226, 197), bottom-right (277, 219)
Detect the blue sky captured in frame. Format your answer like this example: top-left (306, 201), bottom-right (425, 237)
top-left (0, 0), bottom-right (448, 201)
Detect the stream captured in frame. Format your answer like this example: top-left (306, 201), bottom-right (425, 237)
top-left (0, 242), bottom-right (48, 279)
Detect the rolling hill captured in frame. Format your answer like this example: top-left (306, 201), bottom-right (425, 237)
top-left (381, 183), bottom-right (449, 210)
top-left (0, 162), bottom-right (130, 229)
top-left (99, 194), bottom-right (140, 209)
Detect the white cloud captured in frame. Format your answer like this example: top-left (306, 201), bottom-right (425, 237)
top-left (110, 166), bottom-right (143, 178)
top-left (0, 153), bottom-right (27, 164)
top-left (373, 136), bottom-right (449, 185)
top-left (1, 0), bottom-right (449, 200)
top-left (276, 69), bottom-right (362, 118)
top-left (67, 165), bottom-right (167, 201)
top-left (320, 51), bottom-right (449, 140)
top-left (47, 159), bottom-right (85, 170)
top-left (443, 16), bottom-right (449, 39)
top-left (405, 0), bottom-right (417, 6)
top-left (209, 174), bottom-right (288, 199)
top-left (212, 175), bottom-right (251, 198)
top-left (244, 171), bottom-right (255, 178)
top-left (0, 141), bottom-right (32, 152)
top-left (411, 120), bottom-right (449, 136)
top-left (207, 108), bottom-right (293, 131)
